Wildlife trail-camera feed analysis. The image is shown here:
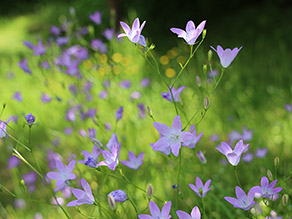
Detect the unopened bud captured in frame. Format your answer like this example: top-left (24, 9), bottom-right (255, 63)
top-left (108, 194), bottom-right (116, 210)
top-left (267, 170), bottom-right (273, 181)
top-left (2, 103), bottom-right (6, 109)
top-left (274, 156), bottom-right (279, 168)
top-left (149, 44), bottom-right (155, 50)
top-left (197, 151), bottom-right (207, 164)
top-left (196, 76), bottom-right (201, 87)
top-left (204, 97), bottom-right (210, 110)
top-left (282, 194), bottom-right (289, 207)
top-left (208, 50), bottom-right (213, 62)
top-left (147, 106), bottom-right (152, 117)
top-left (202, 29), bottom-right (207, 39)
top-left (20, 179), bottom-right (25, 186)
top-left (147, 184), bottom-right (153, 199)
top-left (203, 64), bottom-right (207, 75)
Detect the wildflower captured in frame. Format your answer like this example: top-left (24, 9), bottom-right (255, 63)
top-left (140, 78), bottom-right (150, 87)
top-left (56, 37), bottom-right (68, 46)
top-left (138, 201), bottom-right (171, 219)
top-left (216, 140), bottom-right (249, 166)
top-left (242, 152), bottom-right (254, 163)
top-left (152, 115), bottom-right (193, 157)
top-left (131, 91), bottom-right (141, 99)
top-left (25, 113), bottom-right (35, 126)
top-left (210, 45), bottom-right (242, 68)
top-left (224, 186), bottom-right (256, 210)
top-left (97, 143), bottom-right (121, 171)
top-left (177, 206), bottom-right (201, 219)
top-left (91, 39), bottom-right (107, 53)
top-left (13, 91), bottom-right (23, 102)
top-left (67, 178), bottom-right (95, 207)
top-left (41, 61), bottom-right (50, 69)
top-left (0, 117), bottom-right (13, 138)
top-left (50, 26), bottom-right (61, 35)
top-left (23, 40), bottom-right (34, 49)
top-left (182, 124), bottom-right (203, 148)
top-left (103, 28), bottom-right (114, 40)
top-left (41, 93), bottom-right (52, 103)
top-left (170, 20), bottom-right (206, 45)
top-left (19, 59), bottom-right (32, 74)
top-left (46, 160), bottom-right (76, 191)
top-left (33, 41), bottom-right (46, 56)
top-left (189, 177), bottom-right (211, 198)
top-left (106, 133), bottom-right (119, 151)
top-left (252, 176), bottom-right (282, 199)
top-left (137, 103), bottom-right (145, 118)
top-left (196, 151), bottom-right (207, 164)
top-left (119, 80), bottom-right (132, 89)
top-left (256, 148), bottom-right (268, 158)
top-left (121, 151), bottom-right (144, 170)
top-left (108, 189), bottom-right (127, 202)
top-left (99, 90), bottom-right (108, 99)
top-left (89, 11), bottom-right (102, 25)
top-left (242, 128), bottom-right (253, 141)
top-left (285, 104), bottom-right (292, 112)
top-left (79, 145), bottom-right (101, 168)
top-left (161, 86), bottom-right (185, 102)
top-left (116, 106), bottom-right (123, 121)
top-left (8, 155), bottom-right (20, 169)
top-left (86, 109), bottom-right (97, 118)
top-left (118, 18), bottom-right (146, 47)
top-left (22, 172), bottom-right (37, 192)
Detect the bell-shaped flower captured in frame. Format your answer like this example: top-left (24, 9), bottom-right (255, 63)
top-left (176, 206), bottom-right (201, 219)
top-left (216, 140), bottom-right (249, 166)
top-left (108, 189), bottom-right (127, 202)
top-left (67, 178), bottom-right (95, 207)
top-left (161, 86), bottom-right (185, 102)
top-left (210, 45), bottom-right (242, 68)
top-left (118, 18), bottom-right (146, 47)
top-left (79, 145), bottom-right (101, 168)
top-left (170, 20), bottom-right (206, 45)
top-left (121, 151), bottom-right (144, 170)
top-left (251, 176), bottom-right (282, 199)
top-left (224, 186), bottom-right (256, 210)
top-left (182, 125), bottom-right (203, 148)
top-left (152, 115), bottom-right (193, 157)
top-left (97, 143), bottom-right (121, 171)
top-left (138, 201), bottom-right (171, 219)
top-left (189, 177), bottom-right (211, 198)
top-left (89, 11), bottom-right (102, 25)
top-left (0, 117), bottom-right (13, 139)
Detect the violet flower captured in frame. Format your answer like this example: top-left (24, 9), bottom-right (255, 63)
top-left (140, 78), bottom-right (150, 87)
top-left (91, 39), bottom-right (107, 53)
top-left (41, 93), bottom-right (52, 103)
top-left (119, 80), bottom-right (132, 89)
top-left (177, 206), bottom-right (201, 219)
top-left (8, 155), bottom-right (20, 169)
top-left (196, 151), bottom-right (207, 164)
top-left (22, 172), bottom-right (37, 192)
top-left (242, 152), bottom-right (254, 163)
top-left (67, 178), bottom-right (95, 207)
top-left (89, 11), bottom-right (102, 25)
top-left (152, 115), bottom-right (192, 157)
top-left (121, 151), bottom-right (144, 170)
top-left (224, 186), bottom-right (256, 210)
top-left (106, 133), bottom-right (119, 151)
top-left (108, 189), bottom-right (127, 202)
top-left (103, 28), bottom-right (114, 40)
top-left (211, 45), bottom-right (242, 68)
top-left (252, 176), bottom-right (282, 199)
top-left (23, 40), bottom-right (34, 49)
top-left (13, 91), bottom-right (23, 102)
top-left (79, 145), bottom-right (101, 168)
top-left (19, 59), bottom-right (32, 74)
top-left (56, 37), bottom-right (68, 46)
top-left (189, 177), bottom-right (211, 198)
top-left (97, 143), bottom-right (121, 171)
top-left (25, 113), bottom-right (35, 126)
top-left (118, 18), bottom-right (146, 47)
top-left (285, 104), bottom-right (292, 112)
top-left (161, 86), bottom-right (185, 102)
top-left (216, 140), bottom-right (249, 166)
top-left (99, 90), bottom-right (108, 99)
top-left (116, 106), bottom-right (123, 121)
top-left (256, 148), bottom-right (268, 158)
top-left (138, 201), bottom-right (171, 219)
top-left (182, 124), bottom-right (203, 148)
top-left (137, 103), bottom-right (145, 118)
top-left (0, 117), bottom-right (13, 138)
top-left (33, 41), bottom-right (46, 56)
top-left (170, 20), bottom-right (206, 45)
top-left (50, 26), bottom-right (61, 35)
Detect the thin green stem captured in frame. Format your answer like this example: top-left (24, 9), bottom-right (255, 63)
top-left (234, 166), bottom-right (242, 187)
top-left (202, 197), bottom-right (206, 218)
top-left (127, 198), bottom-right (138, 217)
top-left (175, 151), bottom-right (182, 210)
top-left (0, 184), bottom-right (16, 197)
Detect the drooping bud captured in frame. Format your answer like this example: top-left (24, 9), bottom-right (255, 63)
top-left (274, 156), bottom-right (279, 168)
top-left (202, 29), bottom-right (207, 40)
top-left (204, 97), bottom-right (210, 110)
top-left (208, 50), bottom-right (213, 62)
top-left (282, 194), bottom-right (289, 207)
top-left (147, 184), bottom-right (153, 199)
top-left (196, 76), bottom-right (201, 87)
top-left (267, 170), bottom-right (273, 181)
top-left (108, 194), bottom-right (116, 210)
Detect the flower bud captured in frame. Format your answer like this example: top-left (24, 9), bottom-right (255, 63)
top-left (203, 64), bottom-right (207, 75)
top-left (25, 113), bottom-right (35, 126)
top-left (204, 97), bottom-right (210, 110)
top-left (116, 106), bottom-right (123, 121)
top-left (147, 184), bottom-right (153, 199)
top-left (147, 106), bottom-right (153, 117)
top-left (202, 29), bottom-right (207, 39)
top-left (282, 194), bottom-right (289, 207)
top-left (108, 189), bottom-right (127, 202)
top-left (267, 170), bottom-right (273, 181)
top-left (197, 151), bottom-right (207, 164)
top-left (208, 50), bottom-right (213, 62)
top-left (196, 76), bottom-right (201, 87)
top-left (274, 156), bottom-right (279, 168)
top-left (108, 194), bottom-right (116, 210)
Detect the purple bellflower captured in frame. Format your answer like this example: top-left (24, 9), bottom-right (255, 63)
top-left (47, 160), bottom-right (76, 191)
top-left (0, 117), bottom-right (13, 138)
top-left (224, 186), bottom-right (256, 210)
top-left (140, 78), bottom-right (150, 87)
top-left (50, 26), bottom-right (61, 35)
top-left (56, 37), bottom-right (68, 46)
top-left (108, 189), bottom-right (127, 202)
top-left (118, 18), bottom-right (146, 47)
top-left (138, 201), bottom-right (171, 219)
top-left (177, 206), bottom-right (201, 219)
top-left (216, 140), bottom-right (249, 166)
top-left (170, 20), bottom-right (206, 45)
top-left (152, 115), bottom-right (193, 157)
top-left (285, 104), bottom-right (292, 112)
top-left (103, 28), bottom-right (114, 40)
top-left (79, 145), bottom-right (101, 168)
top-left (33, 41), bottom-right (46, 56)
top-left (23, 40), bottom-right (34, 49)
top-left (121, 151), bottom-right (144, 170)
top-left (67, 178), bottom-right (95, 207)
top-left (182, 124), bottom-right (203, 148)
top-left (189, 177), bottom-right (211, 198)
top-left (25, 113), bottom-right (35, 126)
top-left (106, 133), bottom-right (119, 151)
top-left (211, 45), bottom-right (242, 68)
top-left (89, 11), bottom-right (102, 25)
top-left (91, 39), bottom-right (107, 53)
top-left (97, 143), bottom-right (121, 171)
top-left (161, 86), bottom-right (185, 102)
top-left (22, 171), bottom-right (37, 192)
top-left (242, 152), bottom-right (254, 163)
top-left (256, 147), bottom-right (268, 158)
top-left (116, 106), bottom-right (123, 121)
top-left (19, 59), bottom-right (32, 74)
top-left (252, 176), bottom-right (282, 199)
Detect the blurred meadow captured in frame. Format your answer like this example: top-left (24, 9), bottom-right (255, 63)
top-left (0, 0), bottom-right (292, 218)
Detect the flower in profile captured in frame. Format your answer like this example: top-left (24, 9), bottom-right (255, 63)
top-left (242, 128), bottom-right (253, 141)
top-left (108, 189), bottom-right (127, 202)
top-left (46, 160), bottom-right (76, 191)
top-left (224, 186), bottom-right (256, 210)
top-left (137, 103), bottom-right (145, 118)
top-left (0, 117), bottom-right (13, 139)
top-left (152, 115), bottom-right (193, 157)
top-left (121, 151), bottom-right (144, 170)
top-left (189, 177), bottom-right (211, 198)
top-left (116, 106), bottom-right (123, 121)
top-left (97, 143), bottom-right (121, 171)
top-left (25, 113), bottom-right (35, 126)
top-left (182, 125), bottom-right (203, 148)
top-left (216, 140), bottom-right (249, 166)
top-left (210, 45), bottom-right (242, 68)
top-left (177, 206), bottom-right (201, 219)
top-left (79, 145), bottom-right (101, 168)
top-left (19, 59), bottom-right (32, 74)
top-left (138, 201), bottom-right (171, 219)
top-left (252, 176), bottom-right (282, 199)
top-left (256, 147), bottom-right (268, 158)
top-left (67, 178), bottom-right (95, 207)
top-left (170, 20), bottom-right (206, 45)
top-left (161, 86), bottom-right (185, 102)
top-left (23, 40), bottom-right (34, 49)
top-left (89, 11), bottom-right (102, 25)
top-left (118, 18), bottom-right (146, 47)
top-left (140, 78), bottom-right (150, 87)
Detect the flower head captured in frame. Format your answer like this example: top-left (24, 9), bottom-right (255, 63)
top-left (216, 140), bottom-right (249, 166)
top-left (161, 86), bottom-right (185, 102)
top-left (170, 20), bottom-right (206, 45)
top-left (224, 186), bottom-right (256, 210)
top-left (25, 113), bottom-right (35, 126)
top-left (108, 189), bottom-right (127, 202)
top-left (79, 145), bottom-right (101, 168)
top-left (252, 176), bottom-right (282, 199)
top-left (67, 178), bottom-right (95, 207)
top-left (89, 11), bottom-right (102, 25)
top-left (19, 59), bottom-right (32, 74)
top-left (177, 206), bottom-right (201, 219)
top-left (189, 177), bottom-right (211, 198)
top-left (182, 125), bottom-right (203, 148)
top-left (33, 41), bottom-right (46, 56)
top-left (211, 45), bottom-right (242, 68)
top-left (138, 201), bottom-right (171, 219)
top-left (97, 142), bottom-right (121, 171)
top-left (118, 18), bottom-right (146, 47)
top-left (121, 151), bottom-right (144, 170)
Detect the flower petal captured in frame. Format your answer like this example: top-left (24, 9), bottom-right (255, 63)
top-left (161, 201), bottom-right (171, 218)
top-left (153, 122), bottom-right (171, 135)
top-left (149, 201), bottom-right (160, 217)
top-left (172, 115), bottom-right (182, 130)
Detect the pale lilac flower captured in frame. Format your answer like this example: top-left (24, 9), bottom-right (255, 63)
top-left (41, 93), bottom-right (52, 103)
top-left (8, 155), bottom-right (20, 169)
top-left (105, 122), bottom-right (111, 131)
top-left (50, 26), bottom-right (61, 35)
top-left (64, 127), bottom-right (73, 135)
top-left (23, 40), bottom-right (34, 49)
top-left (56, 37), bottom-right (68, 46)
top-left (66, 108), bottom-right (76, 121)
top-left (285, 104), bottom-right (292, 112)
top-left (116, 106), bottom-right (123, 121)
top-left (161, 86), bottom-right (185, 102)
top-left (91, 39), bottom-right (107, 53)
top-left (140, 78), bottom-right (150, 87)
top-left (242, 152), bottom-right (254, 163)
top-left (131, 91), bottom-right (141, 99)
top-left (152, 115), bottom-right (192, 157)
top-left (103, 28), bottom-right (114, 40)
top-left (89, 11), bottom-right (102, 25)
top-left (252, 176), bottom-right (282, 199)
top-left (46, 160), bottom-right (76, 191)
top-left (99, 90), bottom-right (108, 99)
top-left (182, 125), bottom-right (203, 148)
top-left (121, 151), bottom-right (144, 170)
top-left (119, 80), bottom-right (132, 88)
top-left (41, 61), bottom-right (50, 69)
top-left (79, 145), bottom-right (101, 168)
top-left (103, 80), bottom-right (110, 88)
top-left (242, 128), bottom-right (253, 141)
top-left (88, 128), bottom-right (96, 142)
top-left (211, 45), bottom-right (242, 68)
top-left (138, 201), bottom-right (171, 219)
top-left (216, 140), bottom-right (249, 166)
top-left (25, 113), bottom-right (35, 126)
top-left (33, 41), bottom-right (46, 56)
top-left (170, 20), bottom-right (206, 45)
top-left (67, 178), bottom-right (95, 207)
top-left (14, 199), bottom-right (26, 209)
top-left (177, 206), bottom-right (201, 219)
top-left (189, 177), bottom-right (211, 198)
top-left (256, 148), bottom-right (268, 158)
top-left (118, 18), bottom-right (146, 47)
top-left (210, 134), bottom-right (219, 142)
top-left (19, 59), bottom-right (32, 74)
top-left (0, 117), bottom-right (13, 138)
top-left (51, 196), bottom-right (64, 206)
top-left (108, 189), bottom-right (127, 202)
top-left (106, 133), bottom-right (119, 151)
top-left (224, 186), bottom-right (256, 210)
top-left (79, 129), bottom-right (87, 137)
top-left (13, 91), bottom-right (23, 102)
top-left (229, 130), bottom-right (241, 142)
top-left (69, 84), bottom-right (77, 96)
top-left (86, 109), bottom-right (97, 118)
top-left (47, 150), bottom-right (62, 169)
top-left (196, 151), bottom-right (207, 164)
top-left (266, 210), bottom-right (283, 219)
top-left (22, 172), bottom-right (37, 192)
top-left (97, 143), bottom-right (121, 171)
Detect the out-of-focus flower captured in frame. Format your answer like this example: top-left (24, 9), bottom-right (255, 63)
top-left (119, 80), bottom-right (132, 89)
top-left (252, 176), bottom-right (282, 199)
top-left (105, 122), bottom-right (111, 131)
top-left (0, 117), bottom-right (13, 138)
top-left (86, 109), bottom-right (97, 118)
top-left (8, 155), bottom-right (20, 169)
top-left (89, 11), bottom-right (102, 25)
top-left (137, 103), bottom-right (145, 118)
top-left (224, 186), bottom-right (256, 210)
top-left (256, 148), bottom-right (268, 158)
top-left (108, 189), bottom-right (127, 202)
top-left (14, 199), bottom-right (26, 209)
top-left (22, 171), bottom-right (37, 192)
top-left (41, 61), bottom-right (50, 69)
top-left (99, 90), bottom-right (108, 99)
top-left (23, 40), bottom-right (34, 49)
top-left (50, 26), bottom-right (61, 35)
top-left (33, 41), bottom-right (46, 56)
top-left (138, 201), bottom-right (171, 219)
top-left (121, 151), bottom-right (144, 170)
top-left (210, 134), bottom-right (219, 142)
top-left (91, 39), bottom-right (107, 53)
top-left (13, 91), bottom-right (23, 102)
top-left (170, 20), bottom-right (206, 45)
top-left (19, 59), bottom-right (32, 74)
top-left (211, 45), bottom-right (242, 68)
top-left (189, 177), bottom-right (211, 198)
top-left (177, 206), bottom-right (201, 219)
top-left (116, 106), bottom-right (123, 121)
top-left (242, 152), bottom-right (254, 163)
top-left (285, 104), bottom-right (292, 112)
top-left (140, 78), bottom-right (150, 87)
top-left (182, 124), bottom-right (203, 148)
top-left (103, 28), bottom-right (114, 40)
top-left (25, 113), bottom-right (36, 126)
top-left (79, 145), bottom-right (101, 168)
top-left (97, 143), bottom-right (121, 171)
top-left (41, 93), bottom-right (52, 103)
top-left (56, 37), bottom-right (68, 46)
top-left (47, 150), bottom-right (62, 169)
top-left (161, 86), bottom-right (185, 102)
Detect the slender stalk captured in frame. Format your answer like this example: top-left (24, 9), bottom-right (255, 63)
top-left (0, 184), bottom-right (16, 197)
top-left (233, 166), bottom-right (242, 187)
top-left (175, 150), bottom-right (182, 209)
top-left (127, 198), bottom-right (138, 217)
top-left (202, 197), bottom-right (206, 219)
